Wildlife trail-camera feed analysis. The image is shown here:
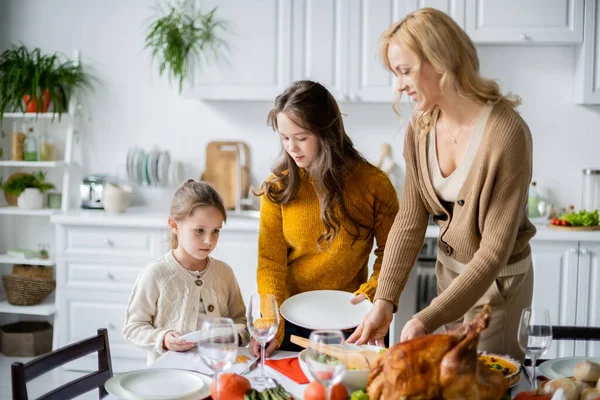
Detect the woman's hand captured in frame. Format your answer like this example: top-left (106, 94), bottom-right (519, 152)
top-left (249, 338), bottom-right (278, 358)
top-left (346, 299), bottom-right (394, 346)
top-left (400, 318), bottom-right (427, 342)
top-left (350, 293), bottom-right (367, 305)
top-left (163, 331), bottom-right (195, 352)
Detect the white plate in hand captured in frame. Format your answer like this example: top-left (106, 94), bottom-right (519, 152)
top-left (280, 290), bottom-right (373, 330)
top-left (105, 368), bottom-right (210, 400)
top-left (538, 356), bottom-right (600, 379)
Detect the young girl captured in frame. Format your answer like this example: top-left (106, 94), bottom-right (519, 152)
top-left (123, 180), bottom-right (250, 363)
top-left (252, 80), bottom-right (400, 356)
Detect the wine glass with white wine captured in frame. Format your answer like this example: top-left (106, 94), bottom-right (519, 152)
top-left (518, 307), bottom-right (552, 389)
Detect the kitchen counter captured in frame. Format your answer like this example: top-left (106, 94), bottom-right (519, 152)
top-left (51, 207), bottom-right (600, 240)
top-left (50, 207), bottom-right (261, 231)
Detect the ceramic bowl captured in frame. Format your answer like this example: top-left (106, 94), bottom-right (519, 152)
top-left (298, 344), bottom-right (384, 391)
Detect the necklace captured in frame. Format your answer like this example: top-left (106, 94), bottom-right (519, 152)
top-left (443, 106), bottom-right (481, 144)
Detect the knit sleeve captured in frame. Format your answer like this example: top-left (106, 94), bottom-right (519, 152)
top-left (415, 116), bottom-right (532, 332)
top-left (122, 266), bottom-right (173, 356)
top-left (354, 172), bottom-right (400, 301)
top-left (257, 192), bottom-right (288, 347)
top-left (374, 124), bottom-right (430, 309)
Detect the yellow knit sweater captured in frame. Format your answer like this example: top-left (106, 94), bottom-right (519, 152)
top-left (257, 162), bottom-right (399, 345)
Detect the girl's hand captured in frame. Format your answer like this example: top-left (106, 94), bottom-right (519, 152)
top-left (350, 293), bottom-right (367, 305)
top-left (400, 318), bottom-right (427, 342)
top-left (249, 338), bottom-right (278, 358)
top-left (163, 331), bottom-right (195, 352)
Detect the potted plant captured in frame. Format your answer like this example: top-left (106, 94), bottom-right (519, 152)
top-left (144, 2), bottom-right (227, 94)
top-left (0, 170), bottom-right (55, 208)
top-left (0, 44), bottom-right (96, 135)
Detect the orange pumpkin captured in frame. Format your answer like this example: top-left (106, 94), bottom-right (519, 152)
top-left (304, 381), bottom-right (348, 400)
top-left (210, 373), bottom-right (251, 400)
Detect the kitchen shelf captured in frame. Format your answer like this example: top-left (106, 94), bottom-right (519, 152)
top-left (0, 207), bottom-right (59, 216)
top-left (0, 254), bottom-right (55, 266)
top-left (0, 299), bottom-right (56, 316)
top-left (0, 160), bottom-right (65, 168)
top-left (2, 112), bottom-right (70, 120)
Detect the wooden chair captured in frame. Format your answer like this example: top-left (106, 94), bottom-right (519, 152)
top-left (12, 328), bottom-right (113, 400)
top-left (524, 325), bottom-right (600, 366)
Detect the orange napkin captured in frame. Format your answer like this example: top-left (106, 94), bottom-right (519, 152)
top-left (264, 357), bottom-right (310, 384)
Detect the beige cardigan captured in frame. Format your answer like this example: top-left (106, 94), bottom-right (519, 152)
top-left (123, 252), bottom-right (250, 363)
top-left (375, 102), bottom-right (537, 333)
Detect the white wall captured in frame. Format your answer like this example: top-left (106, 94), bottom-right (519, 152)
top-left (2, 0), bottom-right (600, 211)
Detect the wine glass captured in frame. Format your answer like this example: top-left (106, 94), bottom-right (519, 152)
top-left (306, 330), bottom-right (346, 400)
top-left (247, 293), bottom-right (280, 388)
top-left (518, 307), bottom-right (552, 389)
top-left (196, 317), bottom-right (238, 400)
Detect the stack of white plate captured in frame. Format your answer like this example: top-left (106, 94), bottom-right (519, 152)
top-left (126, 147), bottom-right (184, 187)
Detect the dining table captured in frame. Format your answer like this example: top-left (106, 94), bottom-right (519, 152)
top-left (104, 347), bottom-right (535, 399)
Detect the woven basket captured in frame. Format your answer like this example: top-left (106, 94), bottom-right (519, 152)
top-left (2, 275), bottom-right (56, 306)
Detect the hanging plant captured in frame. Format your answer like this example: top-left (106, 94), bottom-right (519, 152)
top-left (144, 1), bottom-right (227, 94)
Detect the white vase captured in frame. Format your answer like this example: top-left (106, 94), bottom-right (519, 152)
top-left (17, 188), bottom-right (44, 209)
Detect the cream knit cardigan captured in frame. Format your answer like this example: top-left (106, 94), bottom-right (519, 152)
top-left (123, 251), bottom-right (250, 363)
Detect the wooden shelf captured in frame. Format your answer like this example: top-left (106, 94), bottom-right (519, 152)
top-left (0, 161), bottom-right (65, 168)
top-left (2, 112), bottom-right (71, 120)
top-left (0, 207), bottom-right (59, 216)
top-left (0, 255), bottom-right (55, 266)
top-left (0, 299), bottom-right (56, 316)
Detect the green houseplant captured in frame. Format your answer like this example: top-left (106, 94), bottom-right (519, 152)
top-left (145, 2), bottom-right (226, 94)
top-left (0, 44), bottom-right (96, 135)
top-left (0, 170), bottom-right (55, 206)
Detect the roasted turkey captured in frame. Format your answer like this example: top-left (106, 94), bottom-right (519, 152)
top-left (367, 305), bottom-right (509, 400)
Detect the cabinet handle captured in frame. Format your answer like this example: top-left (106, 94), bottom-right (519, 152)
top-left (570, 248), bottom-right (578, 254)
top-left (520, 33), bottom-right (531, 41)
top-left (106, 272), bottom-right (115, 280)
top-left (580, 248), bottom-right (589, 255)
top-left (105, 239), bottom-right (114, 247)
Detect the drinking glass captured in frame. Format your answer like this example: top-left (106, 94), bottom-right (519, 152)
top-left (247, 293), bottom-right (280, 387)
top-left (518, 307), bottom-right (552, 389)
top-left (196, 317), bottom-right (238, 400)
top-left (306, 330), bottom-right (346, 400)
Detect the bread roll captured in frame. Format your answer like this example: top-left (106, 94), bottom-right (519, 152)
top-left (542, 378), bottom-right (579, 400)
top-left (580, 388), bottom-right (600, 400)
top-left (574, 360), bottom-right (600, 382)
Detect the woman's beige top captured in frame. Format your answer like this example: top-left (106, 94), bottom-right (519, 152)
top-left (375, 102), bottom-right (536, 333)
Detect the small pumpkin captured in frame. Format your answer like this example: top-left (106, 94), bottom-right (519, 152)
top-left (304, 381), bottom-right (348, 400)
top-left (210, 373), bottom-right (251, 400)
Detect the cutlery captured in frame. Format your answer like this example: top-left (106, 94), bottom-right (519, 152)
top-left (290, 335), bottom-right (379, 370)
top-left (240, 357), bottom-right (261, 376)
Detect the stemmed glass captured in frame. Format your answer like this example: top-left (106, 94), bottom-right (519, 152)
top-left (247, 293), bottom-right (280, 388)
top-left (196, 317), bottom-right (238, 400)
top-left (518, 307), bottom-right (553, 389)
top-left (306, 330), bottom-right (346, 400)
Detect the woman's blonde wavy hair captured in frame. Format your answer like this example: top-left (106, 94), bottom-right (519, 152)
top-left (378, 7), bottom-right (521, 136)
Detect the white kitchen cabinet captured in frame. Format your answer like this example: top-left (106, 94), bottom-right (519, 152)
top-left (465, 0), bottom-right (584, 44)
top-left (184, 0), bottom-right (293, 101)
top-left (530, 241), bottom-right (579, 359)
top-left (574, 0), bottom-right (600, 104)
top-left (574, 242), bottom-right (600, 357)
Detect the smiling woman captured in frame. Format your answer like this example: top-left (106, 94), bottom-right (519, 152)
top-left (252, 80), bottom-right (400, 356)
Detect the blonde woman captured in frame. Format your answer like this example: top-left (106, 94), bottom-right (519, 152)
top-left (348, 8), bottom-right (536, 360)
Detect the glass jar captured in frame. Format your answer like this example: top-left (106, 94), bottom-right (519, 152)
top-left (23, 127), bottom-right (38, 161)
top-left (581, 169), bottom-right (600, 211)
top-left (40, 136), bottom-right (56, 161)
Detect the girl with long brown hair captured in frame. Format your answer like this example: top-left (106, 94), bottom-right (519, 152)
top-left (348, 8), bottom-right (536, 361)
top-left (251, 80), bottom-right (399, 356)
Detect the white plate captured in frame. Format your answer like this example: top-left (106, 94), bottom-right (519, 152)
top-left (105, 368), bottom-right (210, 400)
top-left (170, 161), bottom-right (184, 186)
top-left (280, 290), bottom-right (373, 330)
top-left (157, 151), bottom-right (171, 186)
top-left (181, 325), bottom-right (248, 344)
top-left (538, 356), bottom-right (600, 379)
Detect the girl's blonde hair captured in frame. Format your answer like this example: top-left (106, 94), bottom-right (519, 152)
top-left (378, 7), bottom-right (521, 135)
top-left (170, 179), bottom-right (227, 249)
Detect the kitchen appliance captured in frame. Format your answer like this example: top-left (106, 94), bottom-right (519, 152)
top-left (80, 174), bottom-right (113, 209)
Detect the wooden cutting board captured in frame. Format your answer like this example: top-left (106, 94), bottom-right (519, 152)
top-left (201, 141), bottom-right (251, 210)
